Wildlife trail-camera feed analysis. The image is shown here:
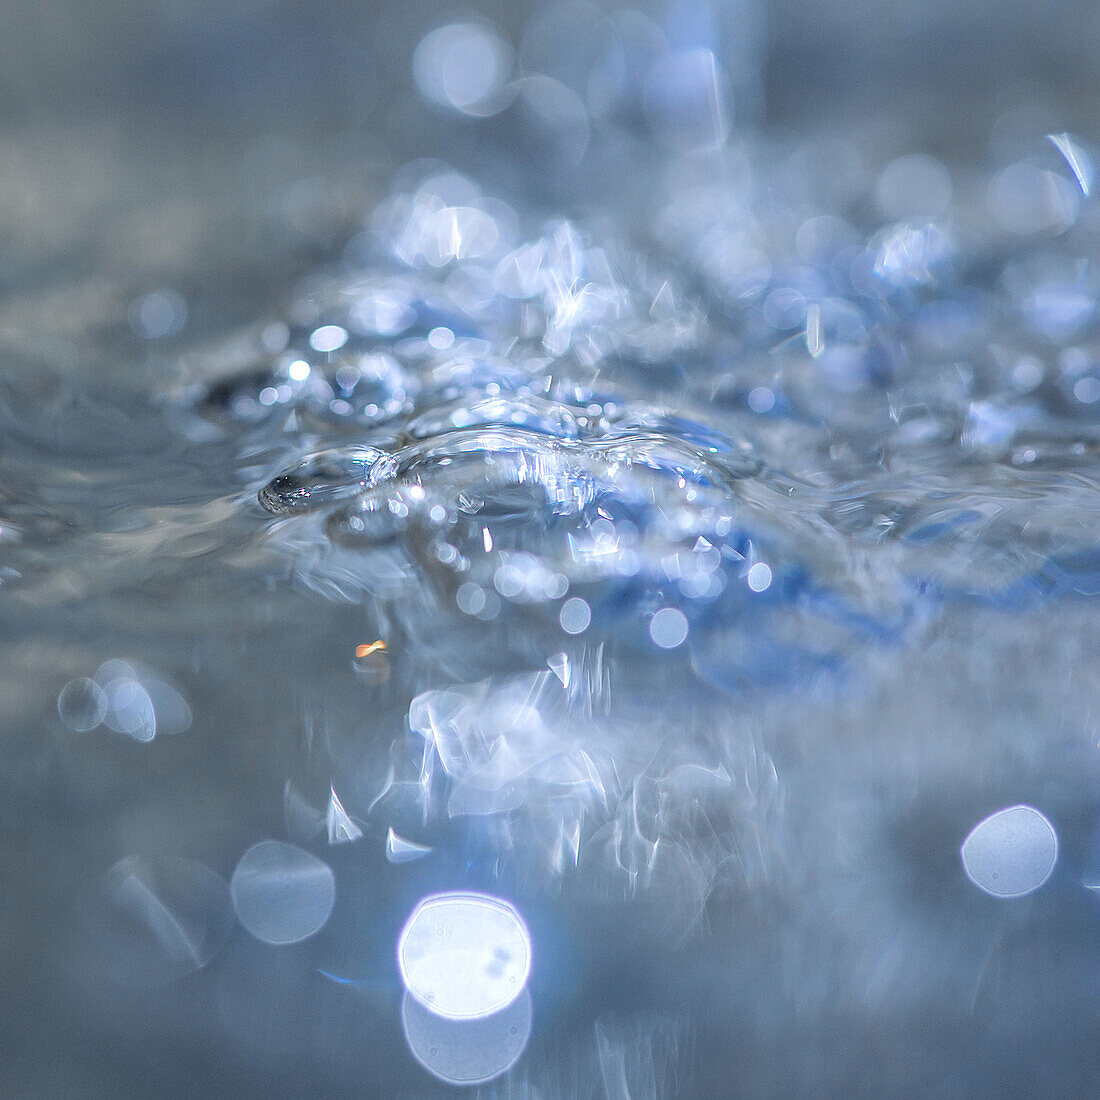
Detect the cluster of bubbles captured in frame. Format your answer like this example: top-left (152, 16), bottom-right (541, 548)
top-left (95, 838), bottom-right (339, 991)
top-left (93, 823), bottom-right (532, 1084)
top-left (373, 663), bottom-right (784, 928)
top-left (57, 659), bottom-right (191, 741)
top-left (192, 123), bottom-right (1100, 668)
top-left (407, 1), bottom-right (759, 160)
top-left (184, 164), bottom-right (929, 716)
top-left (174, 126), bottom-right (1100, 973)
top-left (129, 23), bottom-right (1100, 1078)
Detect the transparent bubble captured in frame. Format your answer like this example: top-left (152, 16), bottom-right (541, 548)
top-left (101, 675), bottom-right (156, 742)
top-left (746, 562), bottom-right (772, 592)
top-left (1074, 377), bottom-right (1100, 404)
top-left (230, 840), bottom-right (336, 945)
top-left (397, 892), bottom-right (531, 1020)
top-left (988, 161), bottom-right (1080, 235)
top-left (649, 607), bottom-right (689, 649)
top-left (875, 154), bottom-right (953, 218)
top-left (99, 856), bottom-right (233, 988)
top-left (413, 23), bottom-right (513, 116)
top-left (259, 447), bottom-right (393, 515)
top-left (960, 805), bottom-right (1058, 898)
top-left (57, 677), bottom-right (107, 732)
top-left (128, 289), bottom-right (187, 339)
top-left (309, 324), bottom-right (348, 353)
top-left (747, 386), bottom-right (775, 413)
top-left (401, 987), bottom-right (532, 1085)
top-left (559, 596), bottom-right (591, 634)
top-left (518, 75), bottom-right (591, 162)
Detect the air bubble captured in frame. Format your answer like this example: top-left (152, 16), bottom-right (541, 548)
top-left (58, 678), bottom-right (107, 732)
top-left (649, 607), bottom-right (689, 649)
top-left (559, 597), bottom-right (591, 634)
top-left (960, 805), bottom-right (1058, 898)
top-left (230, 841), bottom-right (336, 945)
top-left (397, 892), bottom-right (531, 1020)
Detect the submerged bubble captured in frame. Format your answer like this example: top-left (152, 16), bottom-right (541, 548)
top-left (309, 324), bottom-right (348, 353)
top-left (58, 677), bottom-right (107, 732)
top-left (560, 596), bottom-right (591, 634)
top-left (649, 607), bottom-right (689, 649)
top-left (129, 289), bottom-right (187, 339)
top-left (259, 448), bottom-right (393, 515)
top-left (413, 23), bottom-right (513, 117)
top-left (746, 562), bottom-right (772, 592)
top-left (230, 840), bottom-right (336, 944)
top-left (397, 892), bottom-right (531, 1020)
top-left (88, 660), bottom-right (191, 741)
top-left (101, 675), bottom-right (156, 742)
top-left (99, 857), bottom-right (233, 989)
top-left (960, 805), bottom-right (1058, 898)
top-left (401, 988), bottom-right (532, 1085)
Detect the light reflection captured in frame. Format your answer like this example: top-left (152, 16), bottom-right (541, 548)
top-left (397, 892), bottom-right (531, 1020)
top-left (386, 827), bottom-right (434, 864)
top-left (401, 987), bottom-right (532, 1086)
top-left (326, 788), bottom-right (363, 844)
top-left (100, 856), bottom-right (233, 989)
top-left (960, 805), bottom-right (1058, 898)
top-left (1047, 131), bottom-right (1094, 196)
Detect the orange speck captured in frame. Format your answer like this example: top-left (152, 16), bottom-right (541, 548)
top-left (355, 640), bottom-right (387, 658)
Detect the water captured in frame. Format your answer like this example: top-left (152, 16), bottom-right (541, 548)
top-left (6, 7), bottom-right (1100, 1097)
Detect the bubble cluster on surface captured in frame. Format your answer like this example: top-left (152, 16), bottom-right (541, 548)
top-left (178, 139), bottom-right (1100, 935)
top-left (189, 142), bottom-right (1100, 657)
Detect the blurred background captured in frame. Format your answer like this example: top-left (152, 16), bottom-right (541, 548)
top-left (2, 0), bottom-right (1098, 355)
top-left (4, 3), bottom-right (1100, 1097)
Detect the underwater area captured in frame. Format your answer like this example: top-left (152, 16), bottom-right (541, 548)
top-left (4, 0), bottom-right (1100, 1095)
